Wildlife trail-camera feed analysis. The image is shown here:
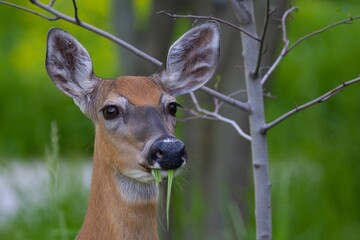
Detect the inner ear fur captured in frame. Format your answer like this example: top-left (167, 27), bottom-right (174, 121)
top-left (45, 28), bottom-right (99, 112)
top-left (155, 21), bottom-right (220, 97)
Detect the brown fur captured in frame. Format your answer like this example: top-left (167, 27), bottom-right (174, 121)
top-left (115, 76), bottom-right (162, 106)
top-left (77, 124), bottom-right (158, 240)
top-left (77, 77), bottom-right (163, 240)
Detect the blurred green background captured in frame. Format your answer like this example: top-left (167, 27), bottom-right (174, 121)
top-left (0, 0), bottom-right (360, 239)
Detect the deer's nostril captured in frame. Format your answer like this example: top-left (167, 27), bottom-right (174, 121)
top-left (148, 138), bottom-right (187, 170)
top-left (153, 149), bottom-right (164, 160)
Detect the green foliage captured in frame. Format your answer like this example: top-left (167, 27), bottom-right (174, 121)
top-left (0, 164), bottom-right (88, 240)
top-left (0, 123), bottom-right (88, 239)
top-left (0, 0), bottom-right (118, 158)
top-left (267, 0), bottom-right (360, 239)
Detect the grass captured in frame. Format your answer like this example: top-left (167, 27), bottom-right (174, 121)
top-left (0, 122), bottom-right (89, 240)
top-left (0, 127), bottom-right (178, 239)
top-left (0, 167), bottom-right (88, 240)
top-left (152, 169), bottom-right (162, 183)
top-left (151, 169), bottom-right (175, 231)
top-left (1, 137), bottom-right (360, 239)
top-left (166, 170), bottom-right (174, 231)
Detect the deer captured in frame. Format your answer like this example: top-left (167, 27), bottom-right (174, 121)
top-left (45, 22), bottom-right (220, 239)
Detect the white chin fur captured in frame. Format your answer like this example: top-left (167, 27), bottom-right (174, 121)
top-left (123, 169), bottom-right (154, 183)
top-left (115, 171), bottom-right (158, 203)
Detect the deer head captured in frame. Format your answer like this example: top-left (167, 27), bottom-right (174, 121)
top-left (45, 22), bottom-right (220, 239)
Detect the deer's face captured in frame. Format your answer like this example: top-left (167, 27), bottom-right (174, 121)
top-left (45, 23), bottom-right (220, 183)
top-left (90, 76), bottom-right (185, 182)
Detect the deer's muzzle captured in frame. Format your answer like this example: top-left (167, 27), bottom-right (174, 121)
top-left (148, 137), bottom-right (187, 170)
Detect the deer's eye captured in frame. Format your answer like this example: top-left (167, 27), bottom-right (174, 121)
top-left (102, 105), bottom-right (120, 120)
top-left (168, 102), bottom-right (182, 116)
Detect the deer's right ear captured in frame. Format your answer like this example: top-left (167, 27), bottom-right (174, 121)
top-left (46, 28), bottom-right (99, 112)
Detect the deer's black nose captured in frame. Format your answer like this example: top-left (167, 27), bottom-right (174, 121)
top-left (148, 137), bottom-right (187, 170)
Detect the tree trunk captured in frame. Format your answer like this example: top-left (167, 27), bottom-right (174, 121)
top-left (112, 0), bottom-right (287, 239)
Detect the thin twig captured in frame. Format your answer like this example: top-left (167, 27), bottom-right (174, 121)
top-left (253, 0), bottom-right (270, 76)
top-left (265, 76), bottom-right (360, 131)
top-left (72, 0), bottom-right (80, 24)
top-left (288, 15), bottom-right (360, 52)
top-left (261, 10), bottom-right (360, 86)
top-left (157, 11), bottom-right (261, 41)
top-left (200, 86), bottom-right (250, 112)
top-left (0, 0), bottom-right (250, 113)
top-left (189, 93), bottom-right (251, 141)
top-left (0, 0), bottom-right (58, 20)
top-left (48, 0), bottom-right (56, 7)
top-left (182, 108), bottom-right (218, 122)
top-left (217, 89), bottom-right (247, 110)
top-left (31, 0), bottom-right (162, 65)
top-left (261, 6), bottom-right (298, 85)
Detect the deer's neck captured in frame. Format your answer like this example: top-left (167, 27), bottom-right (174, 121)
top-left (77, 130), bottom-right (159, 240)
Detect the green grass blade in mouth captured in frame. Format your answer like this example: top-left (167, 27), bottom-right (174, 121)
top-left (166, 169), bottom-right (174, 231)
top-left (151, 168), bottom-right (174, 231)
top-left (151, 169), bottom-right (162, 183)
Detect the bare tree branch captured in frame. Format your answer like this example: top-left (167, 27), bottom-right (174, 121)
top-left (200, 86), bottom-right (250, 112)
top-left (265, 76), bottom-right (360, 131)
top-left (253, 0), bottom-right (270, 77)
top-left (261, 9), bottom-right (360, 86)
top-left (0, 0), bottom-right (58, 20)
top-left (72, 0), bottom-right (80, 24)
top-left (217, 89), bottom-right (247, 110)
top-left (189, 93), bottom-right (251, 141)
top-left (0, 0), bottom-right (250, 113)
top-left (261, 9), bottom-right (360, 129)
top-left (157, 11), bottom-right (261, 41)
top-left (182, 108), bottom-right (218, 122)
top-left (48, 0), bottom-right (56, 7)
top-left (288, 15), bottom-right (360, 52)
top-left (261, 6), bottom-right (298, 85)
top-left (35, 0), bottom-right (162, 65)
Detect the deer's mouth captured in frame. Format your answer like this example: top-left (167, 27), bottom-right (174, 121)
top-left (139, 161), bottom-right (185, 182)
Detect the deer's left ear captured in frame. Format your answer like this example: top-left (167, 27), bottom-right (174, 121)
top-left (155, 22), bottom-right (220, 97)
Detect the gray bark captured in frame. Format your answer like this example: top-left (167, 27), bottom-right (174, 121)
top-left (112, 0), bottom-right (288, 239)
top-left (229, 0), bottom-right (289, 239)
